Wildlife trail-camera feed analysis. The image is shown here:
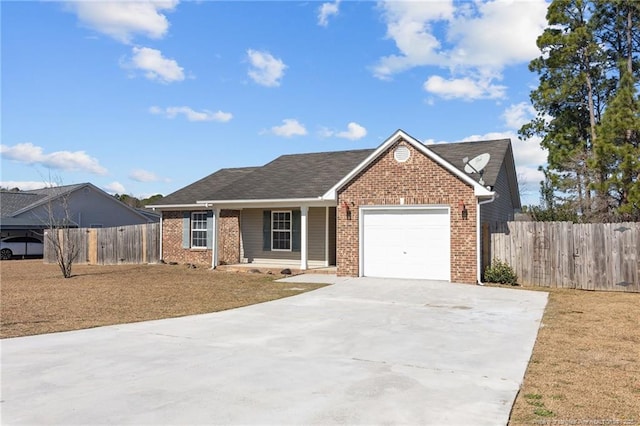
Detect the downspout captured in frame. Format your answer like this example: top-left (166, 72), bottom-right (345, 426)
top-left (476, 195), bottom-right (496, 286)
top-left (210, 207), bottom-right (219, 270)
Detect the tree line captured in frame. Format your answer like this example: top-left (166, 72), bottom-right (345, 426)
top-left (113, 193), bottom-right (163, 208)
top-left (521, 0), bottom-right (639, 222)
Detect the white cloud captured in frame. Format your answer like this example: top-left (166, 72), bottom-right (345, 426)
top-left (517, 166), bottom-right (545, 189)
top-left (337, 122), bottom-right (367, 140)
top-left (319, 122), bottom-right (367, 140)
top-left (373, 0), bottom-right (548, 99)
top-left (318, 0), bottom-right (340, 27)
top-left (0, 143), bottom-right (108, 175)
top-left (423, 138), bottom-right (449, 145)
top-left (129, 169), bottom-right (159, 182)
top-left (501, 102), bottom-right (536, 130)
top-left (0, 181), bottom-right (53, 191)
top-left (65, 0), bottom-right (179, 44)
top-left (104, 181), bottom-right (127, 194)
top-left (247, 49), bottom-right (287, 87)
top-left (269, 119), bottom-right (307, 138)
top-left (373, 0), bottom-right (454, 79)
top-left (123, 47), bottom-right (185, 84)
top-left (447, 0), bottom-right (548, 69)
top-left (423, 74), bottom-right (506, 100)
top-left (149, 106), bottom-right (232, 122)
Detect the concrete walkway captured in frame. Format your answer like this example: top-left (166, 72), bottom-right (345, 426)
top-left (1, 277), bottom-right (547, 425)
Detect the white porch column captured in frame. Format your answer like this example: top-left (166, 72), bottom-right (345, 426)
top-left (300, 206), bottom-right (308, 270)
top-left (211, 208), bottom-right (219, 269)
top-left (324, 206), bottom-right (329, 267)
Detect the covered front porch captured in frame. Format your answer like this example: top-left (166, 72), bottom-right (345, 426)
top-left (207, 203), bottom-right (337, 271)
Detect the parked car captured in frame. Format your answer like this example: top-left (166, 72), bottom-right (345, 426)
top-left (0, 236), bottom-right (44, 259)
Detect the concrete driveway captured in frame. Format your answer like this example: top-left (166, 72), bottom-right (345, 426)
top-left (1, 276), bottom-right (547, 425)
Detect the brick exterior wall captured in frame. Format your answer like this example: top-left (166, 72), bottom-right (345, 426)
top-left (161, 209), bottom-right (241, 266)
top-left (336, 139), bottom-right (478, 284)
top-left (218, 210), bottom-right (241, 265)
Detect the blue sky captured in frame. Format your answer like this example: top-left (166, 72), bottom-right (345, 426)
top-left (2, 0), bottom-right (549, 205)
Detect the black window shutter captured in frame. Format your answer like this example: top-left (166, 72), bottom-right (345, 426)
top-left (206, 211), bottom-right (214, 249)
top-left (262, 210), bottom-right (271, 251)
top-left (292, 210), bottom-right (301, 252)
top-left (182, 212), bottom-right (190, 248)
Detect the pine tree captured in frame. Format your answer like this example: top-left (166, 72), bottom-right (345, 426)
top-left (591, 0), bottom-right (640, 219)
top-left (521, 0), bottom-right (640, 221)
top-left (595, 69), bottom-right (640, 218)
top-left (520, 0), bottom-right (607, 218)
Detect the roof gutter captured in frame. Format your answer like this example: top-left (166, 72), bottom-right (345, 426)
top-left (476, 195), bottom-right (496, 286)
top-left (195, 197), bottom-right (335, 209)
top-left (147, 204), bottom-right (204, 210)
top-left (196, 197), bottom-right (323, 204)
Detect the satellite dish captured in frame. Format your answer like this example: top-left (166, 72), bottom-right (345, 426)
top-left (463, 153), bottom-right (490, 185)
top-left (463, 153), bottom-right (490, 174)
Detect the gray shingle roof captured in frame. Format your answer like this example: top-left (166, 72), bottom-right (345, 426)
top-left (25, 184), bottom-right (84, 197)
top-left (1, 184), bottom-right (86, 217)
top-left (1, 192), bottom-right (45, 216)
top-left (428, 139), bottom-right (510, 187)
top-left (155, 139), bottom-right (513, 205)
top-left (209, 149), bottom-right (374, 201)
top-left (158, 167), bottom-right (259, 205)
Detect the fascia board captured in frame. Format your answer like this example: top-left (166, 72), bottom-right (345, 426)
top-left (474, 186), bottom-right (495, 197)
top-left (146, 204), bottom-right (204, 210)
top-left (195, 198), bottom-right (336, 209)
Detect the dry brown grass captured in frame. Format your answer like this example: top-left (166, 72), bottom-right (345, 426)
top-left (2, 261), bottom-right (639, 421)
top-left (509, 287), bottom-right (640, 424)
top-left (0, 260), bottom-right (326, 339)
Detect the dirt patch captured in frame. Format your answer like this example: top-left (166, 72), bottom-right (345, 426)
top-left (0, 260), bottom-right (327, 339)
top-left (508, 286), bottom-right (640, 424)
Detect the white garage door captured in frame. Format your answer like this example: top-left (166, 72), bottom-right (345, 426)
top-left (362, 207), bottom-right (450, 281)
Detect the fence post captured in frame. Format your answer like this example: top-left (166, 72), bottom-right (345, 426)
top-left (88, 229), bottom-right (98, 264)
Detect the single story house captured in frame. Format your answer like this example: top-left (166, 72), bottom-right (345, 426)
top-left (1, 183), bottom-right (158, 240)
top-left (149, 130), bottom-right (520, 284)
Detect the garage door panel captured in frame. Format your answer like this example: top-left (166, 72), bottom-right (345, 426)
top-left (362, 208), bottom-right (450, 281)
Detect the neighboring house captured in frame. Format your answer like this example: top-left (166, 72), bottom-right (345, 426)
top-left (148, 130), bottom-right (521, 284)
top-left (0, 183), bottom-right (158, 240)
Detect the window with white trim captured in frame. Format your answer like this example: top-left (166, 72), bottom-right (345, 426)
top-left (191, 212), bottom-right (208, 248)
top-left (271, 211), bottom-right (291, 251)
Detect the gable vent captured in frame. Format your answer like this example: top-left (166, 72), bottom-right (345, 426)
top-left (394, 145), bottom-right (410, 163)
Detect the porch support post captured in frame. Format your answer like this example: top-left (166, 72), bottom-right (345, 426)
top-left (300, 206), bottom-right (308, 270)
top-left (324, 206), bottom-right (329, 267)
top-left (211, 208), bottom-right (219, 269)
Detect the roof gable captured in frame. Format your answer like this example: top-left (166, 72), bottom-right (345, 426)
top-left (1, 183), bottom-right (152, 223)
top-left (323, 130), bottom-right (495, 199)
top-left (151, 130), bottom-right (520, 207)
top-left (0, 184), bottom-right (84, 217)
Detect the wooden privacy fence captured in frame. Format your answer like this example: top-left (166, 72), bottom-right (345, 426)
top-left (485, 221), bottom-right (639, 292)
top-left (44, 223), bottom-right (160, 265)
